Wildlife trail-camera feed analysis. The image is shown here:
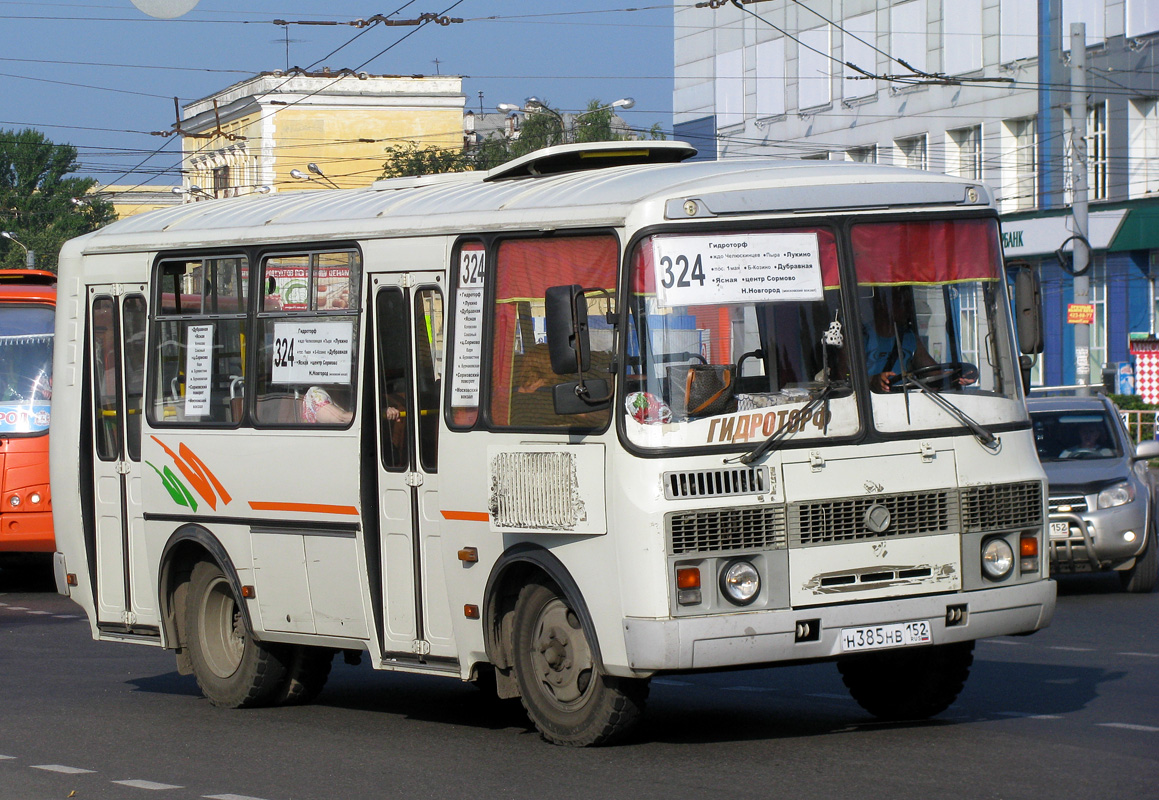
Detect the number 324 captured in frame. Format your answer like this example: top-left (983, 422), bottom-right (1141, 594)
top-left (659, 254), bottom-right (706, 289)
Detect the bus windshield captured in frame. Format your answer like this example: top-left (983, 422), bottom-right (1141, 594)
top-left (623, 217), bottom-right (1019, 450)
top-left (0, 304), bottom-right (53, 435)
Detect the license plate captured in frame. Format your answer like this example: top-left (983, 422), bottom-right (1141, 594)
top-left (841, 620), bottom-right (932, 652)
top-left (1049, 521), bottom-right (1071, 539)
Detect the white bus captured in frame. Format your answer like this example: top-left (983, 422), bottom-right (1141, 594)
top-left (52, 142), bottom-right (1055, 746)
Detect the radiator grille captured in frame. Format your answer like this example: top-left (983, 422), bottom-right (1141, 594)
top-left (962, 481), bottom-right (1044, 531)
top-left (663, 466), bottom-right (770, 500)
top-left (668, 506), bottom-right (787, 555)
top-left (789, 491), bottom-right (955, 546)
top-left (1048, 494), bottom-right (1088, 514)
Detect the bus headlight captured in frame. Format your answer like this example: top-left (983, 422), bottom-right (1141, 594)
top-left (720, 560), bottom-right (760, 606)
top-left (1098, 482), bottom-right (1135, 509)
top-left (8, 495), bottom-right (20, 508)
top-left (981, 538), bottom-right (1014, 581)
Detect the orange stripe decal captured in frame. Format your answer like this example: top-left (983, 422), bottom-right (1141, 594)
top-left (249, 501), bottom-right (359, 516)
top-left (442, 510), bottom-right (490, 522)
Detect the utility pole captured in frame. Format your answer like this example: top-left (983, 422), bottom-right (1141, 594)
top-left (1070, 22), bottom-right (1091, 394)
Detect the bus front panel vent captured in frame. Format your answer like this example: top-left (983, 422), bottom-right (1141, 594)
top-left (667, 505), bottom-right (787, 555)
top-left (663, 466), bottom-right (771, 500)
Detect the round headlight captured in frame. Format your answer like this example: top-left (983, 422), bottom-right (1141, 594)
top-left (29, 492), bottom-right (41, 505)
top-left (981, 538), bottom-right (1014, 581)
top-left (1098, 481), bottom-right (1135, 509)
top-left (720, 560), bottom-right (760, 606)
top-left (8, 495), bottom-right (20, 508)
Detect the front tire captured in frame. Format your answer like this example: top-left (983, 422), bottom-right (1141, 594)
top-left (512, 580), bottom-right (648, 746)
top-left (838, 641), bottom-right (974, 721)
top-left (185, 560), bottom-right (288, 708)
top-left (1120, 522), bottom-right (1158, 594)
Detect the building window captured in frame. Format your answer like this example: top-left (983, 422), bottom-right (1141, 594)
top-left (754, 38), bottom-right (786, 118)
top-left (891, 0), bottom-right (928, 76)
top-left (1000, 0), bottom-right (1037, 62)
top-left (213, 166), bottom-right (230, 198)
top-left (895, 134), bottom-right (928, 171)
top-left (947, 126), bottom-right (983, 180)
top-left (842, 12), bottom-right (876, 100)
top-left (846, 145), bottom-right (877, 163)
top-left (1090, 256), bottom-right (1106, 377)
top-left (798, 25), bottom-right (832, 110)
top-left (1001, 116), bottom-right (1037, 211)
top-left (715, 49), bottom-right (745, 129)
top-left (1129, 98), bottom-right (1159, 197)
top-left (944, 0), bottom-right (983, 75)
top-left (1088, 102), bottom-right (1108, 200)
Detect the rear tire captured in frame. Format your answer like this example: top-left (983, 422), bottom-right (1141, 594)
top-left (276, 646), bottom-right (335, 705)
top-left (1120, 522), bottom-right (1158, 594)
top-left (185, 560), bottom-right (288, 708)
top-left (838, 641), bottom-right (974, 721)
top-left (512, 580), bottom-right (648, 746)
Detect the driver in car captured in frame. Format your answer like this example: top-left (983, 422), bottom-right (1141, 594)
top-left (1059, 422), bottom-right (1114, 458)
top-left (865, 286), bottom-right (975, 393)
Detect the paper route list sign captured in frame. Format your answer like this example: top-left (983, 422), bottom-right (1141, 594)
top-left (652, 232), bottom-right (824, 307)
top-left (271, 321), bottom-right (355, 384)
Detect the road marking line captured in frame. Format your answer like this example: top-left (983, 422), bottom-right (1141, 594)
top-left (1117, 652), bottom-right (1159, 658)
top-left (982, 639), bottom-right (1024, 646)
top-left (0, 755), bottom-right (15, 760)
top-left (26, 610), bottom-right (52, 615)
top-left (32, 765), bottom-right (95, 774)
top-left (6, 606), bottom-right (29, 611)
top-left (1098, 722), bottom-right (1159, 733)
top-left (652, 679), bottom-right (693, 687)
top-left (1048, 646), bottom-right (1094, 652)
top-left (204, 795), bottom-right (271, 800)
top-left (994, 711), bottom-right (1062, 720)
top-left (53, 614), bottom-right (81, 619)
top-left (114, 779), bottom-right (184, 790)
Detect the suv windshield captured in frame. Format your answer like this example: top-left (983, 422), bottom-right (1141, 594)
top-left (0, 304), bottom-right (53, 435)
top-left (1032, 410), bottom-right (1122, 461)
top-left (622, 217), bottom-right (1022, 452)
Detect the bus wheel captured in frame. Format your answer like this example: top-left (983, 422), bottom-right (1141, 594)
top-left (512, 580), bottom-right (648, 746)
top-left (276, 646), bottom-right (335, 705)
top-left (1120, 521), bottom-right (1158, 593)
top-left (185, 560), bottom-right (288, 708)
top-left (838, 641), bottom-right (974, 721)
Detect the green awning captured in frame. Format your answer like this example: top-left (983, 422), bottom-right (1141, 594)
top-left (1109, 206), bottom-right (1159, 252)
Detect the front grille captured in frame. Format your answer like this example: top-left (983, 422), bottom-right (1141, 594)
top-left (962, 481), bottom-right (1043, 532)
top-left (789, 491), bottom-right (955, 546)
top-left (1049, 494), bottom-right (1089, 514)
top-left (668, 506), bottom-right (787, 555)
top-left (663, 466), bottom-right (770, 500)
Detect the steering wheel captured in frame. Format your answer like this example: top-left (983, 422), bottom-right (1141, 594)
top-left (887, 361), bottom-right (979, 391)
top-left (1065, 447), bottom-right (1101, 458)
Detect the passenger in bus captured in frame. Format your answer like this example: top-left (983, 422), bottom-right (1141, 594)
top-left (301, 385), bottom-right (365, 425)
top-left (864, 287), bottom-right (935, 392)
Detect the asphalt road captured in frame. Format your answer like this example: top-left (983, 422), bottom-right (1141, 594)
top-left (1, 562), bottom-right (1156, 800)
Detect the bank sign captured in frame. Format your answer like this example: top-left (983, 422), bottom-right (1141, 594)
top-left (1001, 211), bottom-right (1127, 258)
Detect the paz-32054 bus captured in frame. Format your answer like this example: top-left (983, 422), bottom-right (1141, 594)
top-left (52, 142), bottom-right (1054, 745)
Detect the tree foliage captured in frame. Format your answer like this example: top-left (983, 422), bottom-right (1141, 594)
top-left (380, 98), bottom-right (666, 178)
top-left (0, 128), bottom-right (116, 272)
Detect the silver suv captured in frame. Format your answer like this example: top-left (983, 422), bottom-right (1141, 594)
top-left (1027, 393), bottom-right (1159, 593)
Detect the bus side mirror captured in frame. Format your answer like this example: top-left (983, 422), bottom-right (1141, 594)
top-left (545, 284), bottom-right (590, 375)
top-left (1014, 267), bottom-right (1043, 355)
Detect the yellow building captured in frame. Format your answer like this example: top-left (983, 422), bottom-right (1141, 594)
top-left (98, 185), bottom-right (181, 219)
top-left (179, 69), bottom-right (466, 198)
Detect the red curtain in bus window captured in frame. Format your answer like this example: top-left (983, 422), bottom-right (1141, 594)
top-left (491, 236), bottom-right (618, 425)
top-left (850, 218), bottom-right (1000, 286)
top-left (631, 228), bottom-right (841, 292)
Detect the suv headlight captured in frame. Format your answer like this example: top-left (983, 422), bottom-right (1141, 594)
top-left (1098, 481), bottom-right (1135, 509)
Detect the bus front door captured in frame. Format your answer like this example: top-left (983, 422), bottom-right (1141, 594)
top-left (88, 288), bottom-right (156, 632)
top-left (371, 280), bottom-right (455, 663)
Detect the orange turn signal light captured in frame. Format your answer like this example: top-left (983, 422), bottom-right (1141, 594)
top-left (458, 547), bottom-right (479, 563)
top-left (676, 567), bottom-right (701, 590)
top-left (1020, 535), bottom-right (1038, 557)
top-left (65, 573), bottom-right (78, 587)
top-left (240, 585), bottom-right (256, 599)
top-left (464, 604), bottom-right (480, 619)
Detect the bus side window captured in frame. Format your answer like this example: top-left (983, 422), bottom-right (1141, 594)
top-left (414, 287), bottom-right (443, 472)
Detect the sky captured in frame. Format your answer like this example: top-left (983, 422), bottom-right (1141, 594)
top-left (0, 0), bottom-right (675, 188)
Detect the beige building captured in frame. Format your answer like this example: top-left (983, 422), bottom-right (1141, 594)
top-left (98, 185), bottom-right (181, 219)
top-left (179, 69), bottom-right (466, 198)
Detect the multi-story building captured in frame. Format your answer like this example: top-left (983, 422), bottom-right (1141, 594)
top-left (179, 70), bottom-right (465, 197)
top-left (674, 0), bottom-right (1159, 387)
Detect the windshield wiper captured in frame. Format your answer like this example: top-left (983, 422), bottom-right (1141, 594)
top-left (733, 381), bottom-right (838, 465)
top-left (896, 373), bottom-right (999, 451)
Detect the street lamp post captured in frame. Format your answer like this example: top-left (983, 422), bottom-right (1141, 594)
top-left (498, 97), bottom-right (636, 145)
top-left (0, 231), bottom-right (34, 269)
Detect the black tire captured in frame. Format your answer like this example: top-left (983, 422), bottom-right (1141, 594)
top-left (276, 646), bottom-right (335, 706)
top-left (838, 641), bottom-right (974, 721)
top-left (1120, 522), bottom-right (1158, 594)
top-left (184, 560), bottom-right (289, 708)
top-left (511, 580), bottom-right (648, 746)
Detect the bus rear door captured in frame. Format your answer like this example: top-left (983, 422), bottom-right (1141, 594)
top-left (87, 287), bottom-right (156, 631)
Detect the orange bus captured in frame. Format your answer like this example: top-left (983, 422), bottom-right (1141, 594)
top-left (0, 270), bottom-right (56, 556)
